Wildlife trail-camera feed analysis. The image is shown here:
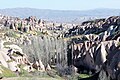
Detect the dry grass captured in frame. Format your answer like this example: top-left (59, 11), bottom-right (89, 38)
top-left (2, 77), bottom-right (64, 80)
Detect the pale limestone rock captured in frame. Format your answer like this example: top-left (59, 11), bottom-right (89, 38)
top-left (77, 44), bottom-right (81, 51)
top-left (23, 64), bottom-right (34, 72)
top-left (6, 44), bottom-right (23, 54)
top-left (7, 61), bottom-right (18, 71)
top-left (0, 51), bottom-right (8, 68)
top-left (0, 49), bottom-right (11, 61)
top-left (103, 31), bottom-right (108, 41)
top-left (74, 66), bottom-right (78, 73)
top-left (100, 42), bottom-right (107, 63)
top-left (94, 43), bottom-right (106, 65)
top-left (74, 44), bottom-right (77, 50)
top-left (117, 37), bottom-right (120, 42)
top-left (0, 48), bottom-right (12, 68)
top-left (46, 64), bottom-right (51, 71)
top-left (0, 39), bottom-right (4, 49)
top-left (39, 60), bottom-right (45, 71)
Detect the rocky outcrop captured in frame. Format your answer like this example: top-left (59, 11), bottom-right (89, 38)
top-left (65, 16), bottom-right (120, 40)
top-left (0, 40), bottom-right (29, 72)
top-left (0, 14), bottom-right (120, 79)
top-left (66, 16), bottom-right (120, 80)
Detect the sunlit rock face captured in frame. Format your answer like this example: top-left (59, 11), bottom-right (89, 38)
top-left (0, 43), bottom-right (28, 72)
top-left (0, 39), bottom-right (4, 49)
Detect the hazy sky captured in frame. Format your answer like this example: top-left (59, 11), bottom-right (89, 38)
top-left (0, 0), bottom-right (120, 10)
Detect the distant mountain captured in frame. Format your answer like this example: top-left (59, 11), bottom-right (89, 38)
top-left (0, 8), bottom-right (120, 23)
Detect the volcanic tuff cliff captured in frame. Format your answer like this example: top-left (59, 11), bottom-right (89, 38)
top-left (0, 14), bottom-right (120, 80)
top-left (66, 16), bottom-right (120, 80)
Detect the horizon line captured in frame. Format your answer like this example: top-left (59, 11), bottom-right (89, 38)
top-left (0, 7), bottom-right (120, 11)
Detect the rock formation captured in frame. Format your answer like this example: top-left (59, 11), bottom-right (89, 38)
top-left (0, 14), bottom-right (120, 80)
top-left (66, 16), bottom-right (120, 80)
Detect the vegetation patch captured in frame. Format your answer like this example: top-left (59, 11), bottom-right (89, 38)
top-left (79, 74), bottom-right (91, 78)
top-left (0, 65), bottom-right (17, 77)
top-left (4, 30), bottom-right (20, 38)
top-left (4, 42), bottom-right (13, 46)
